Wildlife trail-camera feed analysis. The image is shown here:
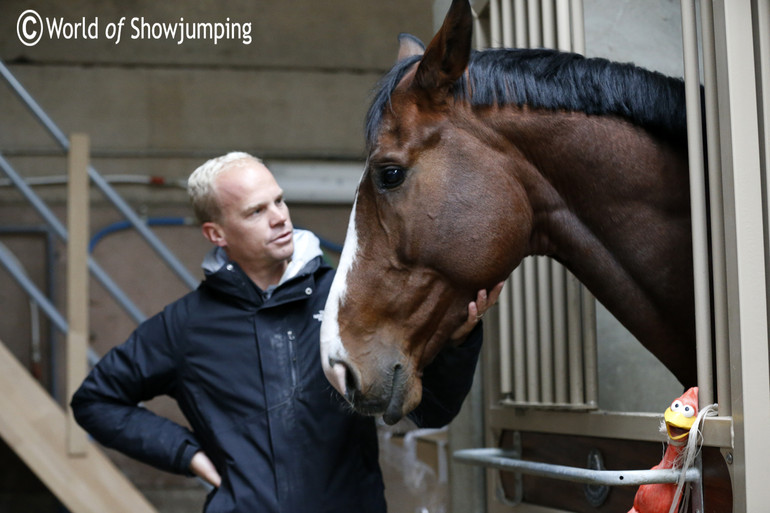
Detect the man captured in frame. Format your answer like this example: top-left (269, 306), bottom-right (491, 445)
top-left (71, 152), bottom-right (499, 512)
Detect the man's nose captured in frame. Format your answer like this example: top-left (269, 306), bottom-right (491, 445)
top-left (269, 205), bottom-right (288, 225)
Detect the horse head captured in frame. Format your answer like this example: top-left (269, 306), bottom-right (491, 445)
top-left (320, 0), bottom-right (528, 424)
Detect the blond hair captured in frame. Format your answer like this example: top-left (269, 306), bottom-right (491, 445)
top-left (187, 152), bottom-right (262, 224)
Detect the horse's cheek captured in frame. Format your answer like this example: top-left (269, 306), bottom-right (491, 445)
top-left (427, 197), bottom-right (529, 287)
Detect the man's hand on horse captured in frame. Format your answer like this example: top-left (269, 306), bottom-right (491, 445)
top-left (450, 281), bottom-right (504, 346)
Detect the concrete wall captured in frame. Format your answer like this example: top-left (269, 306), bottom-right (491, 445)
top-left (0, 0), bottom-right (436, 159)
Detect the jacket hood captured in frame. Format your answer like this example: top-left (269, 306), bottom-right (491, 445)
top-left (200, 229), bottom-right (325, 304)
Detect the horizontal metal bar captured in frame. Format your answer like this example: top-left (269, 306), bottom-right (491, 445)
top-left (486, 407), bottom-right (734, 448)
top-left (498, 399), bottom-right (596, 411)
top-left (453, 448), bottom-right (700, 487)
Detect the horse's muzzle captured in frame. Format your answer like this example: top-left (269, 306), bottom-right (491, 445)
top-left (324, 355), bottom-right (412, 425)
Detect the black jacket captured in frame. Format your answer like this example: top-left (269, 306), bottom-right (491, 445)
top-left (71, 231), bottom-right (483, 513)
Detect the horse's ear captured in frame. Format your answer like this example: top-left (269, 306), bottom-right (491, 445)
top-left (413, 0), bottom-right (472, 96)
top-left (397, 33), bottom-right (425, 62)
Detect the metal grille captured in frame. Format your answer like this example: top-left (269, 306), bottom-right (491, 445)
top-left (473, 0), bottom-right (599, 410)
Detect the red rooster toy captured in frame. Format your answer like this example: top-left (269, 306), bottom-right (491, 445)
top-left (628, 387), bottom-right (699, 513)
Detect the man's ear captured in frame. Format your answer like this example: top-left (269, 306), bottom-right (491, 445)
top-left (202, 221), bottom-right (226, 247)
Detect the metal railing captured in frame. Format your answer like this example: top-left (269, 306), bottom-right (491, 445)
top-left (0, 58), bottom-right (202, 336)
top-left (454, 448), bottom-right (701, 487)
top-left (0, 59), bottom-right (198, 299)
top-left (0, 152), bottom-right (147, 327)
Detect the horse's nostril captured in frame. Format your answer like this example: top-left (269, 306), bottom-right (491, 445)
top-left (328, 359), bottom-right (360, 399)
top-left (344, 363), bottom-right (359, 396)
top-left (329, 361), bottom-right (347, 396)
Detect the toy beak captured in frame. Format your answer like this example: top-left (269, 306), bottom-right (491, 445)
top-left (664, 407), bottom-right (697, 440)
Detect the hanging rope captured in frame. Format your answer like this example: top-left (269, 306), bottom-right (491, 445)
top-left (669, 402), bottom-right (718, 513)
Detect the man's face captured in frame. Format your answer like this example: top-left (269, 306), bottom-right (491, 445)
top-left (206, 159), bottom-right (294, 272)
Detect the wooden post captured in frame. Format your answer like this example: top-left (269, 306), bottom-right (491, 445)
top-left (66, 134), bottom-right (89, 456)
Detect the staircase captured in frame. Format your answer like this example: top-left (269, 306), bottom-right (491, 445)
top-left (0, 58), bottom-right (192, 513)
top-left (0, 339), bottom-right (158, 513)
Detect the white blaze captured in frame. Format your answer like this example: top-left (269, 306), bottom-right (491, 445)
top-left (320, 199), bottom-right (359, 395)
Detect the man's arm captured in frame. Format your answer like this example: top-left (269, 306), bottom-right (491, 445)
top-left (70, 312), bottom-right (201, 476)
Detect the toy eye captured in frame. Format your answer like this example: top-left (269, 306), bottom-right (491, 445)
top-left (670, 400), bottom-right (696, 418)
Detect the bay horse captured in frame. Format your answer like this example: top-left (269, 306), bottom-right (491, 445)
top-left (321, 0), bottom-right (695, 424)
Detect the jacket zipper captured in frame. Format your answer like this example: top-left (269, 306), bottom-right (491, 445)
top-left (287, 329), bottom-right (298, 390)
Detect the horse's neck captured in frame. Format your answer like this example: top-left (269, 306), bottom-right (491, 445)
top-left (498, 109), bottom-right (697, 385)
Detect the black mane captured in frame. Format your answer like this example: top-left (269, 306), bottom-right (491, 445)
top-left (366, 48), bottom-right (688, 149)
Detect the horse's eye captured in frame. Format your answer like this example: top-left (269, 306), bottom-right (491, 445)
top-left (380, 167), bottom-right (406, 189)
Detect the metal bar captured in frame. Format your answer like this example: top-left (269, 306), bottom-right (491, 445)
top-left (512, 268), bottom-right (527, 402)
top-left (454, 448), bottom-right (701, 486)
top-left (472, 3), bottom-right (489, 50)
top-left (490, 0), bottom-right (502, 48)
top-left (0, 240), bottom-right (102, 369)
top-left (0, 153), bottom-right (146, 324)
top-left (501, 0), bottom-right (514, 47)
top-left (567, 272), bottom-right (584, 404)
top-left (89, 166), bottom-right (198, 288)
top-left (514, 0), bottom-right (527, 47)
top-left (555, 0), bottom-right (571, 51)
top-left (691, 454), bottom-right (705, 513)
top-left (712, 1), bottom-right (770, 511)
top-left (681, 0), bottom-right (714, 406)
top-left (551, 263), bottom-right (568, 404)
top-left (570, 0), bottom-right (586, 54)
top-left (537, 257), bottom-right (553, 403)
top-left (498, 279), bottom-right (513, 395)
top-left (0, 242), bottom-right (68, 333)
top-left (44, 228), bottom-right (59, 399)
top-left (524, 257), bottom-right (539, 402)
top-left (758, 0), bottom-right (770, 202)
top-left (527, 0), bottom-right (541, 47)
top-left (700, 0), bottom-right (731, 415)
top-left (0, 60), bottom-right (198, 291)
top-left (552, 0), bottom-right (571, 405)
top-left (0, 227), bottom-right (63, 396)
top-left (0, 154), bottom-right (67, 241)
top-left (570, 0), bottom-right (593, 406)
top-left (542, 0), bottom-right (556, 48)
top-left (757, 0), bottom-right (770, 437)
top-left (581, 286), bottom-right (598, 407)
top-left (486, 408), bottom-right (733, 446)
